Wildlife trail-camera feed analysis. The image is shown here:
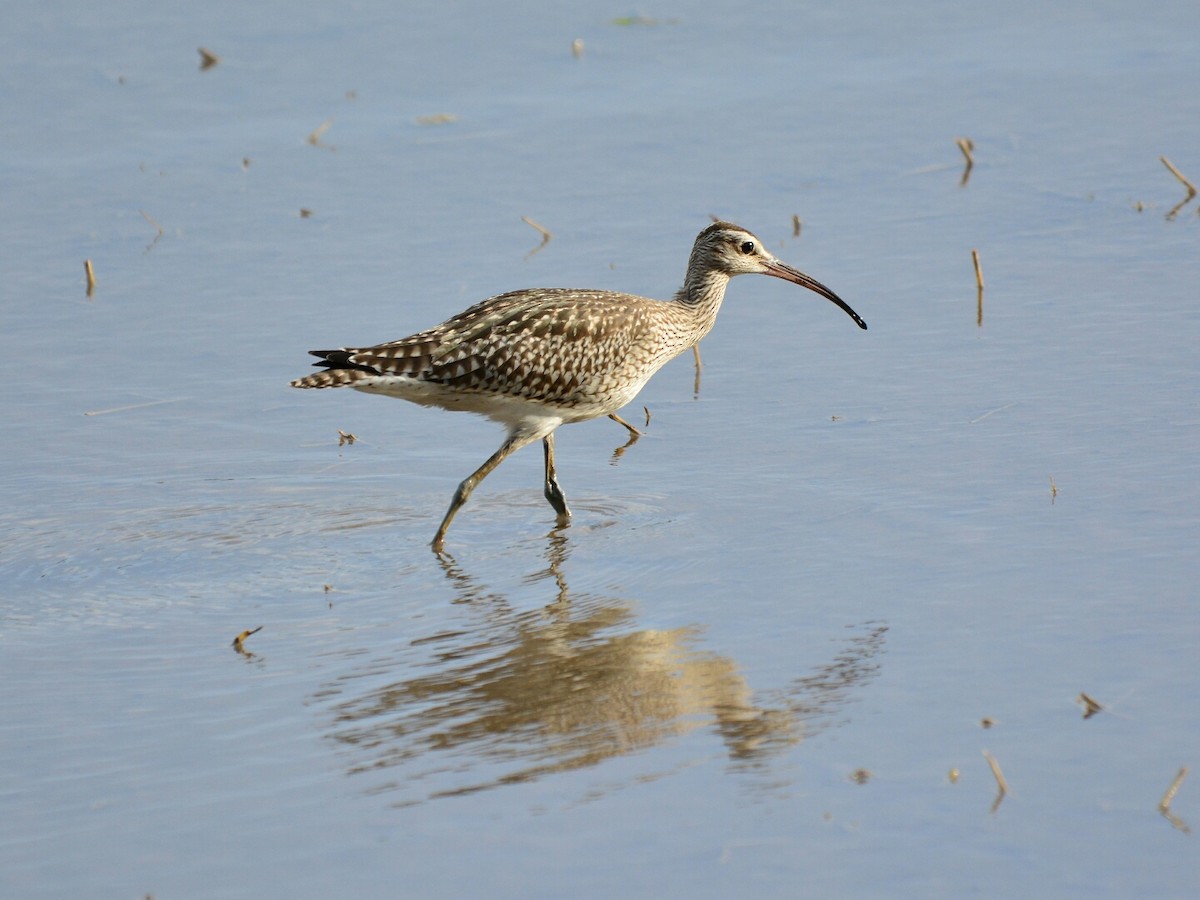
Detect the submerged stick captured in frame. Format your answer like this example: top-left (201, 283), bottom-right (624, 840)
top-left (972, 249), bottom-right (984, 326)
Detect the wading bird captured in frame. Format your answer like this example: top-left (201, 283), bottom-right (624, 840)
top-left (291, 222), bottom-right (867, 551)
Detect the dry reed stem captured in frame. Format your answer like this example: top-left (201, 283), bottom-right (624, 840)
top-left (84, 259), bottom-right (96, 297)
top-left (957, 137), bottom-right (975, 186)
top-left (1161, 156), bottom-right (1197, 220)
top-left (1160, 157), bottom-right (1197, 197)
top-left (1159, 766), bottom-right (1188, 812)
top-left (1158, 766), bottom-right (1191, 833)
top-left (983, 749), bottom-right (1009, 798)
top-left (521, 216), bottom-right (552, 258)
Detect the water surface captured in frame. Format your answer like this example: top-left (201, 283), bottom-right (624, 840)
top-left (3, 0), bottom-right (1199, 896)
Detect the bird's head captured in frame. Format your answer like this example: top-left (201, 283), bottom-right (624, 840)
top-left (692, 222), bottom-right (867, 330)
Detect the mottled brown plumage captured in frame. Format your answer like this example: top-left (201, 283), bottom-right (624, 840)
top-left (291, 222), bottom-right (866, 551)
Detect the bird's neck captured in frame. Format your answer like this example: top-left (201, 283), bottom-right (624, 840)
top-left (672, 269), bottom-right (731, 343)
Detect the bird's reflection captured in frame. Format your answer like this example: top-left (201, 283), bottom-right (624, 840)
top-left (318, 533), bottom-right (886, 804)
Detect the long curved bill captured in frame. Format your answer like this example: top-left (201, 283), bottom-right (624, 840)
top-left (763, 259), bottom-right (867, 330)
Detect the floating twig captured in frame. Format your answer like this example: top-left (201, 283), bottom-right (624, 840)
top-left (198, 47), bottom-right (220, 71)
top-left (521, 216), bottom-right (552, 258)
top-left (1076, 691), bottom-right (1102, 718)
top-left (1161, 156), bottom-right (1197, 220)
top-left (1158, 766), bottom-right (1190, 833)
top-left (972, 248), bottom-right (984, 326)
top-left (983, 750), bottom-right (1008, 812)
top-left (337, 429), bottom-right (358, 446)
top-left (306, 119), bottom-right (334, 150)
top-left (415, 113), bottom-right (458, 126)
top-left (1050, 475), bottom-right (1059, 504)
top-left (84, 259), bottom-right (96, 297)
top-left (232, 626), bottom-right (262, 653)
top-left (957, 137), bottom-right (975, 186)
top-left (140, 209), bottom-right (165, 253)
top-left (791, 214), bottom-right (802, 238)
top-left (299, 208), bottom-right (313, 218)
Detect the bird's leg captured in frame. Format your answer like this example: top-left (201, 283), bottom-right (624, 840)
top-left (692, 344), bottom-right (703, 397)
top-left (542, 432), bottom-right (572, 523)
top-left (433, 430), bottom-right (541, 553)
top-left (607, 413), bottom-right (643, 438)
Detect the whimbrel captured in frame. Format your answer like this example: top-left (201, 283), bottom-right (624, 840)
top-left (291, 221), bottom-right (867, 551)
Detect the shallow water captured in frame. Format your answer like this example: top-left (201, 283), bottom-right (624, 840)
top-left (3, 0), bottom-right (1199, 896)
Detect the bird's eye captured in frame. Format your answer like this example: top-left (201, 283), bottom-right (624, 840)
top-left (739, 241), bottom-right (755, 254)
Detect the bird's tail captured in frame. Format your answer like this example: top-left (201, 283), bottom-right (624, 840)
top-left (290, 349), bottom-right (380, 389)
top-left (289, 369), bottom-right (375, 389)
